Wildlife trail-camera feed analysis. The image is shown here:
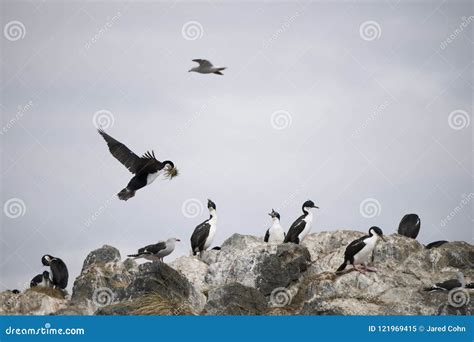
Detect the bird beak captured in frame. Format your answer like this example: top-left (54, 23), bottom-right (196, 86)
top-left (176, 239), bottom-right (181, 242)
top-left (313, 205), bottom-right (319, 209)
top-left (268, 213), bottom-right (272, 217)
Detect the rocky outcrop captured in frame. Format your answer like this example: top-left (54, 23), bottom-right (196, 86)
top-left (1, 232), bottom-right (472, 316)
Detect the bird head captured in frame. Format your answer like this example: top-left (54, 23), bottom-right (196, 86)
top-left (163, 160), bottom-right (179, 179)
top-left (208, 199), bottom-right (216, 211)
top-left (42, 271), bottom-right (50, 278)
top-left (268, 209), bottom-right (280, 220)
top-left (369, 226), bottom-right (385, 241)
top-left (302, 200), bottom-right (319, 212)
top-left (41, 255), bottom-right (53, 266)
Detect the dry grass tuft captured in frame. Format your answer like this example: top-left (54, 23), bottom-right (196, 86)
top-left (131, 293), bottom-right (194, 315)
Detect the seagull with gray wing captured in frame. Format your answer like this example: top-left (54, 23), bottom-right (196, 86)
top-left (189, 59), bottom-right (226, 75)
top-left (128, 238), bottom-right (180, 262)
top-left (98, 129), bottom-right (178, 200)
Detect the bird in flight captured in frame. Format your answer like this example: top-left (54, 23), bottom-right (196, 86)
top-left (98, 129), bottom-right (178, 201)
top-left (189, 59), bottom-right (226, 75)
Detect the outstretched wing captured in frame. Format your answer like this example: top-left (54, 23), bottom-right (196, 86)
top-left (191, 220), bottom-right (211, 252)
top-left (284, 215), bottom-right (305, 243)
top-left (98, 129), bottom-right (159, 174)
top-left (192, 59), bottom-right (213, 67)
top-left (138, 241), bottom-right (167, 255)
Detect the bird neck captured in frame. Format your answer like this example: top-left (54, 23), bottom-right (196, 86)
top-left (271, 217), bottom-right (281, 226)
top-left (209, 209), bottom-right (217, 221)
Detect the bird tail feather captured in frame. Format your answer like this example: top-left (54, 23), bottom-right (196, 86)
top-left (118, 188), bottom-right (135, 201)
top-left (424, 286), bottom-right (441, 292)
top-left (127, 253), bottom-right (142, 258)
top-left (213, 71), bottom-right (224, 75)
top-left (336, 262), bottom-right (347, 273)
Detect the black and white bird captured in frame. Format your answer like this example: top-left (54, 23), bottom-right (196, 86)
top-left (30, 271), bottom-right (51, 288)
top-left (398, 213), bottom-right (420, 239)
top-left (284, 200), bottom-right (319, 244)
top-left (336, 227), bottom-right (386, 273)
top-left (264, 209), bottom-right (285, 243)
top-left (127, 238), bottom-right (180, 262)
top-left (425, 240), bottom-right (448, 249)
top-left (189, 59), bottom-right (226, 75)
top-left (424, 272), bottom-right (474, 291)
top-left (191, 199), bottom-right (217, 257)
top-left (98, 129), bottom-right (178, 201)
top-left (41, 255), bottom-right (68, 289)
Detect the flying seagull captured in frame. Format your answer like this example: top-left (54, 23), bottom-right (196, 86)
top-left (191, 199), bottom-right (217, 257)
top-left (336, 227), bottom-right (385, 273)
top-left (128, 238), bottom-right (180, 262)
top-left (98, 129), bottom-right (178, 201)
top-left (284, 200), bottom-right (319, 244)
top-left (189, 59), bottom-right (226, 75)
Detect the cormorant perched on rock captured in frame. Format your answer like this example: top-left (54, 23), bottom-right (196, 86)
top-left (191, 199), bottom-right (217, 257)
top-left (398, 213), bottom-right (420, 238)
top-left (284, 200), bottom-right (319, 244)
top-left (41, 255), bottom-right (68, 289)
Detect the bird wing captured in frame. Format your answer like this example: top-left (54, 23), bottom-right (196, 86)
top-left (191, 220), bottom-right (211, 251)
top-left (264, 228), bottom-right (270, 242)
top-left (435, 279), bottom-right (462, 290)
top-left (139, 241), bottom-right (167, 255)
top-left (192, 59), bottom-right (213, 67)
top-left (344, 235), bottom-right (369, 260)
top-left (30, 274), bottom-right (43, 287)
top-left (284, 215), bottom-right (305, 242)
top-left (50, 258), bottom-right (68, 289)
top-left (98, 129), bottom-right (160, 174)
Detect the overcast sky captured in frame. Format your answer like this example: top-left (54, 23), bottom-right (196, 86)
top-left (1, 1), bottom-right (472, 292)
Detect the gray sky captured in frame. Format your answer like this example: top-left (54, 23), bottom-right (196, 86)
top-left (1, 0), bottom-right (472, 292)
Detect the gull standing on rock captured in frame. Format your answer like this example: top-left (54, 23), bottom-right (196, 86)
top-left (128, 238), bottom-right (180, 262)
top-left (424, 272), bottom-right (474, 291)
top-left (189, 59), bottom-right (227, 75)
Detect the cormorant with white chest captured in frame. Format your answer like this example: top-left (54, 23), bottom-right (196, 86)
top-left (264, 209), bottom-right (285, 243)
top-left (41, 255), bottom-right (68, 289)
top-left (284, 200), bottom-right (319, 244)
top-left (98, 129), bottom-right (178, 201)
top-left (127, 238), bottom-right (180, 262)
top-left (398, 213), bottom-right (420, 239)
top-left (30, 271), bottom-right (51, 288)
top-left (336, 227), bottom-right (385, 273)
top-left (191, 199), bottom-right (217, 257)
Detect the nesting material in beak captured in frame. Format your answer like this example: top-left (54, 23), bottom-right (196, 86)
top-left (165, 166), bottom-right (179, 179)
